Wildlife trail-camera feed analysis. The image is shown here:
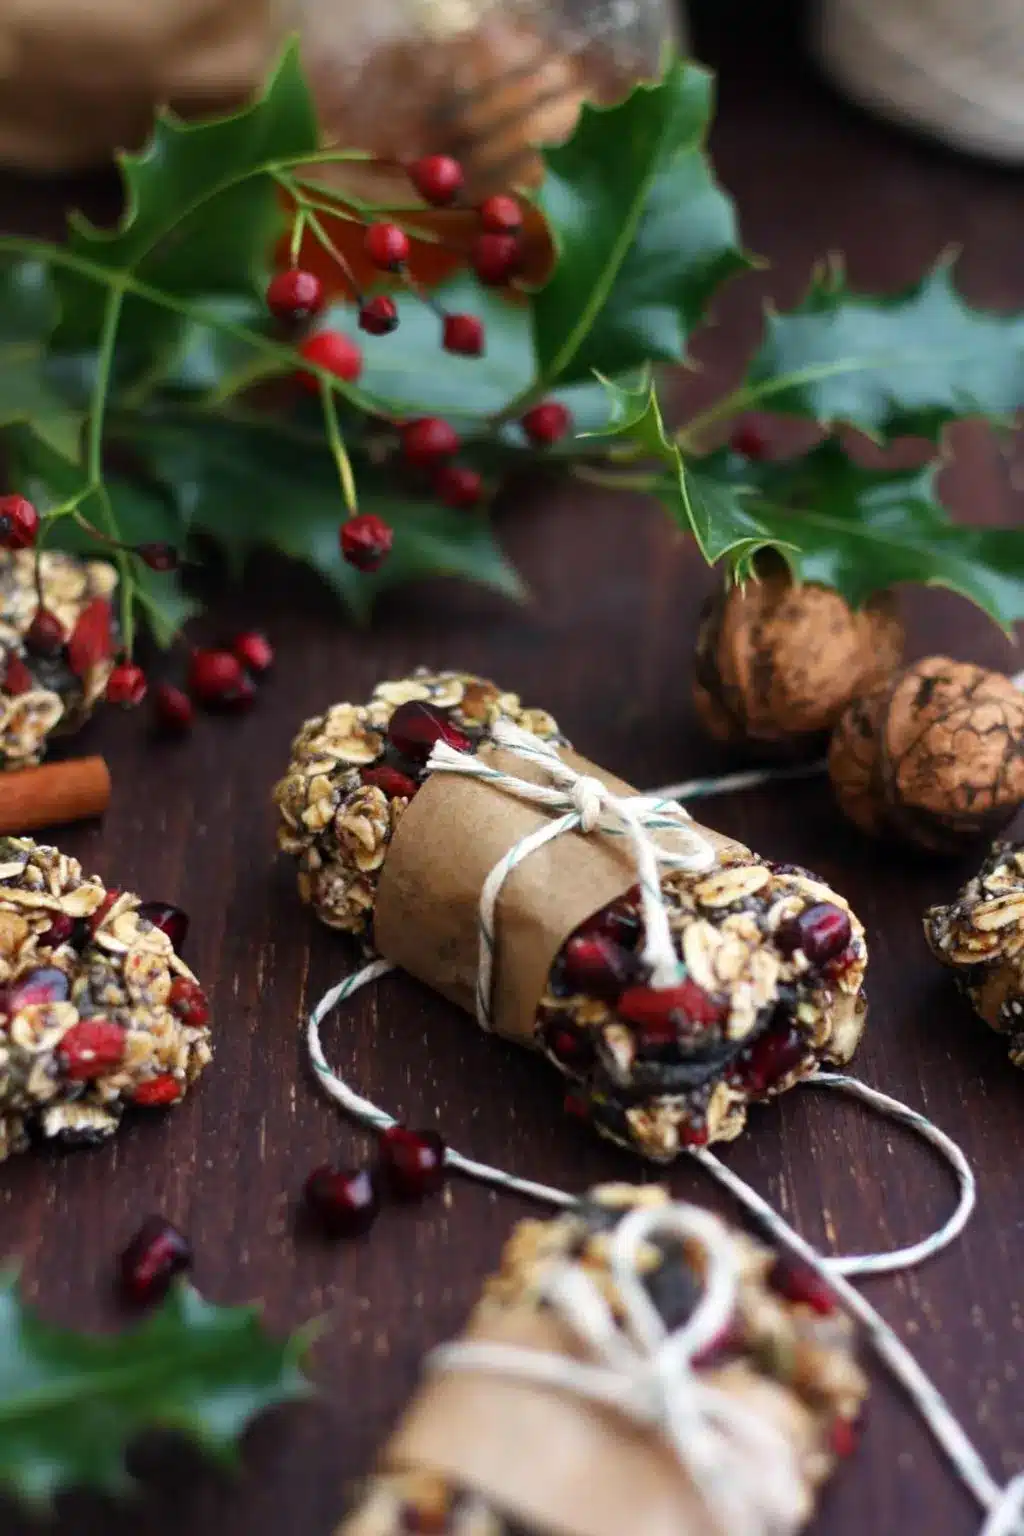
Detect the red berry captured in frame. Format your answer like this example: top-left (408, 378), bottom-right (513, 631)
top-left (434, 464), bottom-right (482, 510)
top-left (267, 268), bottom-right (325, 325)
top-left (188, 648), bottom-right (248, 706)
top-left (24, 608), bottom-right (64, 656)
top-left (522, 400), bottom-right (572, 446)
top-left (168, 976), bottom-right (210, 1029)
top-left (442, 312), bottom-right (484, 356)
top-left (68, 598), bottom-right (113, 678)
top-left (42, 914), bottom-right (77, 948)
top-left (106, 661), bottom-right (148, 707)
top-left (297, 330), bottom-right (363, 392)
top-left (731, 422), bottom-right (770, 460)
top-left (562, 935), bottom-right (635, 1000)
top-left (232, 630), bottom-right (274, 676)
top-left (340, 512), bottom-right (393, 572)
top-left (402, 417), bottom-right (459, 468)
top-left (769, 1256), bottom-right (837, 1316)
top-left (409, 154), bottom-right (464, 207)
top-left (470, 233), bottom-right (520, 286)
top-left (0, 495), bottom-right (39, 550)
top-left (364, 222), bottom-right (410, 269)
top-left (359, 295), bottom-right (399, 336)
top-left (153, 683), bottom-right (194, 734)
top-left (2, 967), bottom-right (70, 1012)
top-left (730, 1018), bottom-right (808, 1096)
top-left (135, 542), bottom-right (178, 572)
top-left (2, 653), bottom-right (32, 695)
top-left (303, 1165), bottom-right (380, 1237)
top-left (59, 1018), bottom-right (126, 1081)
top-left (776, 903), bottom-right (852, 968)
top-left (379, 1126), bottom-right (447, 1200)
top-left (137, 902), bottom-right (189, 950)
top-left (387, 700), bottom-right (470, 763)
top-left (119, 1215), bottom-right (192, 1305)
top-left (362, 764), bottom-right (419, 799)
top-left (479, 194), bottom-right (522, 234)
top-left (132, 1074), bottom-right (183, 1107)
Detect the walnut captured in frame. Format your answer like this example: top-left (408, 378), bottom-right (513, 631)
top-left (829, 657), bottom-right (1024, 853)
top-left (693, 564), bottom-right (904, 758)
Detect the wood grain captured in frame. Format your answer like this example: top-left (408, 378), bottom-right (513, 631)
top-left (2, 25), bottom-right (1023, 1536)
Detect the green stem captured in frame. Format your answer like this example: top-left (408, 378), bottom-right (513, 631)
top-left (88, 284), bottom-right (137, 652)
top-left (676, 386), bottom-right (754, 448)
top-left (288, 208), bottom-right (307, 268)
top-left (319, 380), bottom-right (358, 513)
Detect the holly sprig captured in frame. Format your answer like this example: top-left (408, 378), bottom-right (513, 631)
top-left (1, 40), bottom-right (1022, 654)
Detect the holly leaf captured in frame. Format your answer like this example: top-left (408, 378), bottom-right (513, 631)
top-left (0, 1273), bottom-right (312, 1510)
top-left (0, 259), bottom-right (84, 457)
top-left (530, 61), bottom-right (750, 390)
top-left (745, 256), bottom-right (1024, 442)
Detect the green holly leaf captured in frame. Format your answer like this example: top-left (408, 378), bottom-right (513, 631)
top-left (0, 1272), bottom-right (312, 1510)
top-left (745, 256), bottom-right (1024, 442)
top-left (0, 259), bottom-right (84, 457)
top-left (530, 61), bottom-right (750, 390)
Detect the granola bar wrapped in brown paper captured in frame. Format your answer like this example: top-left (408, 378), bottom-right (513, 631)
top-left (340, 1184), bottom-right (868, 1536)
top-left (274, 671), bottom-right (868, 1162)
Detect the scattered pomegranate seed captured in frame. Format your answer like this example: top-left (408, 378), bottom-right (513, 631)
top-left (362, 763), bottom-right (419, 799)
top-left (562, 934), bottom-right (635, 999)
top-left (829, 1416), bottom-right (859, 1459)
top-left (409, 154), bottom-right (464, 206)
top-left (188, 648), bottom-right (248, 706)
top-left (769, 1255), bottom-right (837, 1316)
top-left (442, 312), bottom-right (484, 357)
top-left (24, 608), bottom-right (64, 656)
top-left (522, 400), bottom-right (572, 445)
top-left (153, 683), bottom-right (194, 734)
top-left (364, 222), bottom-right (411, 269)
top-left (470, 232), bottom-right (520, 286)
top-left (137, 902), bottom-right (189, 950)
top-left (132, 1074), bottom-right (183, 1107)
top-left (340, 512), bottom-right (393, 572)
top-left (119, 1215), bottom-right (193, 1305)
top-left (479, 194), bottom-right (522, 233)
top-left (359, 295), bottom-right (400, 335)
top-left (731, 422), bottom-right (770, 459)
top-left (2, 967), bottom-right (70, 1012)
top-left (168, 976), bottom-right (210, 1029)
top-left (2, 653), bottom-right (32, 695)
top-left (59, 1018), bottom-right (126, 1080)
top-left (619, 978), bottom-right (728, 1035)
top-left (402, 417), bottom-right (460, 468)
top-left (267, 268), bottom-right (325, 325)
top-left (67, 598), bottom-right (113, 678)
top-left (547, 1026), bottom-right (595, 1069)
top-left (379, 1126), bottom-right (447, 1200)
top-left (297, 330), bottom-right (363, 392)
top-left (90, 890), bottom-right (121, 932)
top-left (0, 494), bottom-right (39, 550)
top-left (106, 661), bottom-right (148, 707)
top-left (730, 1018), bottom-right (808, 1096)
top-left (434, 463), bottom-right (483, 510)
top-left (386, 700), bottom-right (470, 763)
top-left (776, 903), bottom-right (852, 967)
top-left (232, 630), bottom-right (274, 676)
top-left (303, 1165), bottom-right (380, 1237)
top-left (135, 542), bottom-right (178, 572)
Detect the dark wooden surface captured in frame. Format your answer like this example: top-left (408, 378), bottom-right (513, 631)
top-left (3, 23), bottom-right (1024, 1536)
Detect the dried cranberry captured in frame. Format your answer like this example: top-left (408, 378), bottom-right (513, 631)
top-left (769, 1256), bottom-right (837, 1316)
top-left (67, 598), bottom-right (112, 678)
top-left (730, 1019), bottom-right (808, 1096)
top-left (3, 653), bottom-right (32, 695)
top-left (379, 1126), bottom-right (447, 1200)
top-left (119, 1215), bottom-right (192, 1305)
top-left (2, 967), bottom-right (70, 1012)
top-left (42, 914), bottom-right (77, 947)
top-left (561, 934), bottom-right (635, 999)
top-left (361, 763), bottom-right (419, 799)
top-left (547, 1026), bottom-right (594, 1069)
top-left (387, 701), bottom-right (470, 763)
top-left (90, 889), bottom-right (121, 932)
top-left (137, 901), bottom-right (189, 951)
top-left (168, 976), bottom-right (210, 1028)
top-left (776, 902), bottom-right (852, 967)
top-left (59, 1018), bottom-right (126, 1080)
top-left (303, 1165), bottom-right (380, 1237)
top-left (132, 1074), bottom-right (183, 1107)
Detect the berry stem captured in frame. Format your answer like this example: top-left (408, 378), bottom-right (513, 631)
top-left (319, 380), bottom-right (358, 515)
top-left (288, 208), bottom-right (308, 268)
top-left (87, 284), bottom-right (138, 654)
top-left (273, 174), bottom-right (363, 301)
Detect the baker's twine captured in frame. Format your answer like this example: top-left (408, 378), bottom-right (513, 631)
top-left (429, 1202), bottom-right (807, 1533)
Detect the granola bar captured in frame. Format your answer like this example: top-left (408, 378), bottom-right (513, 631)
top-left (274, 671), bottom-right (868, 1162)
top-left (340, 1184), bottom-right (868, 1536)
top-left (0, 837), bottom-right (212, 1161)
top-left (0, 549), bottom-right (118, 767)
top-left (924, 840), bottom-right (1024, 1066)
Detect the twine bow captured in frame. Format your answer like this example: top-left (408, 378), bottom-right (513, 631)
top-left (429, 1201), bottom-right (807, 1535)
top-left (426, 719), bottom-right (717, 1031)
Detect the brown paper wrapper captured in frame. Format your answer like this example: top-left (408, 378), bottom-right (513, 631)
top-left (374, 743), bottom-right (736, 1044)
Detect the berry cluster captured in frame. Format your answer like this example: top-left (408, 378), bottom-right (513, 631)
top-left (108, 631), bottom-right (275, 735)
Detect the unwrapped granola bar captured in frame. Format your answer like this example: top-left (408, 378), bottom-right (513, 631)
top-left (274, 671), bottom-right (868, 1162)
top-left (0, 837), bottom-right (212, 1161)
top-left (340, 1184), bottom-right (867, 1536)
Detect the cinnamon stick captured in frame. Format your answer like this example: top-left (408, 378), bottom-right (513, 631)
top-left (0, 756), bottom-right (111, 834)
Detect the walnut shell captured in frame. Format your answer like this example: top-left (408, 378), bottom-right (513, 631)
top-left (693, 567), bottom-right (904, 758)
top-left (829, 657), bottom-right (1024, 853)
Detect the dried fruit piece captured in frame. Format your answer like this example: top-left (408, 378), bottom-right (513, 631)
top-left (132, 1074), bottom-right (184, 1107)
top-left (168, 977), bottom-right (210, 1029)
top-left (59, 1018), bottom-right (126, 1080)
top-left (387, 701), bottom-right (469, 763)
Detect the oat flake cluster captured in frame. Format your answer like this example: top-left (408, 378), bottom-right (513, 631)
top-left (0, 838), bottom-right (212, 1162)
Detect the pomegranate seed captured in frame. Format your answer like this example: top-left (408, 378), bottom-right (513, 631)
top-left (387, 700), bottom-right (470, 763)
top-left (267, 268), bottom-right (325, 325)
top-left (153, 683), bottom-right (194, 733)
top-left (402, 417), bottom-right (459, 468)
top-left (168, 976), bottom-right (210, 1029)
top-left (364, 222), bottom-right (410, 269)
top-left (470, 233), bottom-right (520, 286)
top-left (731, 422), bottom-right (770, 460)
top-left (42, 914), bottom-right (77, 947)
top-left (24, 608), bottom-right (64, 656)
top-left (829, 1416), bottom-right (859, 1459)
top-left (434, 464), bottom-right (482, 510)
top-left (379, 1126), bottom-right (447, 1200)
top-left (409, 154), bottom-right (464, 206)
top-left (67, 598), bottom-right (113, 677)
top-left (619, 979), bottom-right (728, 1034)
top-left (188, 648), bottom-right (247, 705)
top-left (547, 1026), bottom-right (594, 1069)
top-left (297, 330), bottom-right (363, 392)
top-left (776, 903), bottom-right (852, 967)
top-left (362, 763), bottom-right (419, 799)
top-left (562, 935), bottom-right (635, 999)
top-left (522, 400), bottom-right (572, 446)
top-left (341, 512), bottom-right (393, 572)
top-left (137, 902), bottom-right (189, 950)
top-left (577, 894), bottom-right (641, 949)
top-left (769, 1256), bottom-right (837, 1316)
top-left (359, 295), bottom-right (399, 336)
top-left (442, 313), bottom-right (484, 357)
top-left (135, 542), bottom-right (178, 572)
top-left (0, 494), bottom-right (39, 550)
top-left (303, 1165), bottom-right (380, 1237)
top-left (3, 653), bottom-right (32, 695)
top-left (730, 1019), bottom-right (808, 1096)
top-left (59, 1018), bottom-right (126, 1080)
top-left (119, 1215), bottom-right (192, 1305)
top-left (90, 890), bottom-right (122, 932)
top-left (479, 194), bottom-right (522, 233)
top-left (132, 1074), bottom-right (183, 1107)
top-left (106, 661), bottom-right (148, 707)
top-left (232, 630), bottom-right (274, 676)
